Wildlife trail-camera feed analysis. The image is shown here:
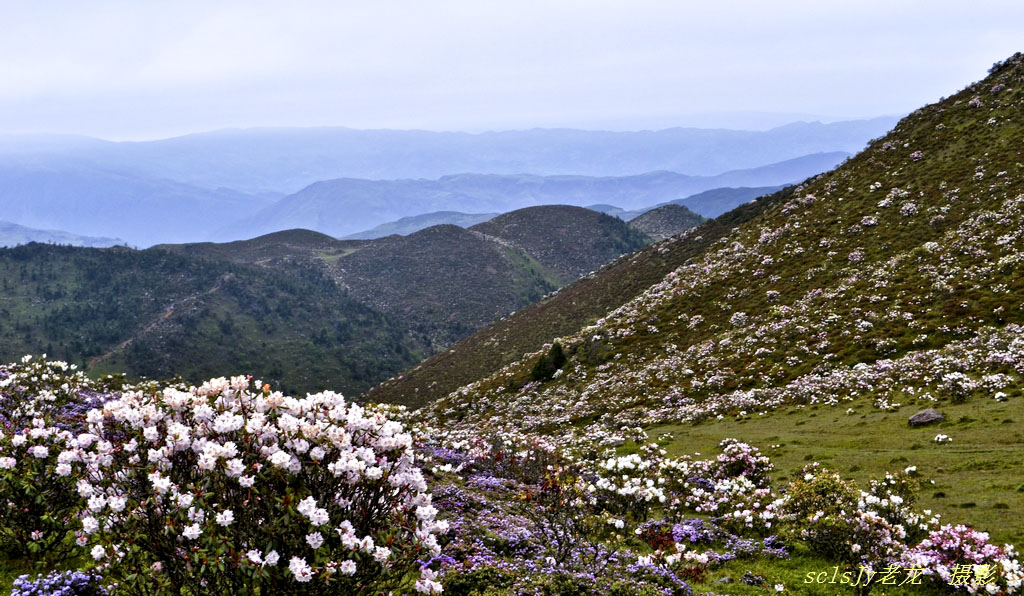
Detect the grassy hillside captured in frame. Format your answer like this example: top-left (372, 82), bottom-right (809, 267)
top-left (410, 53), bottom-right (1024, 547)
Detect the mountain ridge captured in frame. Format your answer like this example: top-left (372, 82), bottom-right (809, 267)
top-left (228, 153), bottom-right (848, 239)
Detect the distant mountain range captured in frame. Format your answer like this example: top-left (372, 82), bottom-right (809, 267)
top-left (226, 153), bottom-right (846, 240)
top-left (0, 163), bottom-right (276, 246)
top-left (0, 119), bottom-right (891, 245)
top-left (0, 118), bottom-right (895, 194)
top-left (0, 220), bottom-right (124, 248)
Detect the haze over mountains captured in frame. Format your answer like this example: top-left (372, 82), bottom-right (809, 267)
top-left (226, 153), bottom-right (846, 240)
top-left (0, 220), bottom-right (123, 248)
top-left (0, 119), bottom-right (895, 246)
top-left (0, 118), bottom-right (895, 190)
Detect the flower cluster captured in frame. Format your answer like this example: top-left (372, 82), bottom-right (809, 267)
top-left (1, 370), bottom-right (446, 595)
top-left (11, 570), bottom-right (109, 596)
top-left (902, 525), bottom-right (1023, 592)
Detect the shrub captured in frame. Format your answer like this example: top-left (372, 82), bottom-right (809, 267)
top-left (781, 465), bottom-right (862, 561)
top-left (0, 357), bottom-right (120, 564)
top-left (529, 342), bottom-right (567, 382)
top-left (901, 524), bottom-right (1024, 592)
top-left (77, 375), bottom-right (447, 595)
top-left (0, 421), bottom-right (83, 563)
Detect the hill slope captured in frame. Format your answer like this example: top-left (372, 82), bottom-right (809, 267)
top-left (400, 53), bottom-right (1024, 544)
top-left (414, 54), bottom-right (1024, 428)
top-left (0, 243), bottom-right (425, 396)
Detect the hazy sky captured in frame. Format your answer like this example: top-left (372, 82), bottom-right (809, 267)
top-left (1, 0), bottom-right (1021, 140)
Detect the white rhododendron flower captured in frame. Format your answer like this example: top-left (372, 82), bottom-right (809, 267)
top-left (216, 509), bottom-right (235, 526)
top-left (305, 531), bottom-right (324, 549)
top-left (182, 523), bottom-right (201, 540)
top-left (289, 556), bottom-right (313, 582)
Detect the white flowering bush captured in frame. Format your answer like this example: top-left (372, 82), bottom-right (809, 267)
top-left (782, 466), bottom-right (898, 566)
top-left (0, 420), bottom-right (83, 563)
top-left (0, 357), bottom-right (117, 564)
top-left (76, 376), bottom-right (446, 595)
top-left (859, 471), bottom-right (938, 546)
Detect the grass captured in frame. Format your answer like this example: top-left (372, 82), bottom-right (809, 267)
top-left (648, 392), bottom-right (1024, 546)
top-left (691, 546), bottom-right (951, 595)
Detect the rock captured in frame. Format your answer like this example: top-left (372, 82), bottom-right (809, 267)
top-left (909, 408), bottom-right (945, 427)
top-left (713, 577), bottom-right (733, 584)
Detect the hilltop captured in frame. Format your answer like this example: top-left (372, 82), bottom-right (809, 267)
top-left (469, 205), bottom-right (651, 283)
top-left (165, 206), bottom-right (652, 349)
top-left (627, 204), bottom-right (706, 240)
top-left (330, 224), bottom-right (560, 348)
top-left (342, 211), bottom-right (498, 239)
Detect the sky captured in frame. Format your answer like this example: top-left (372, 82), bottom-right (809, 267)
top-left (0, 0), bottom-right (1021, 140)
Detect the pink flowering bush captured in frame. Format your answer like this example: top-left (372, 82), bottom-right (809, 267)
top-left (713, 439), bottom-right (772, 488)
top-left (902, 525), bottom-right (1023, 593)
top-left (76, 376), bottom-right (446, 595)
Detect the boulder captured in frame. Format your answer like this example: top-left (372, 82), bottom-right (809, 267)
top-left (908, 408), bottom-right (945, 427)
